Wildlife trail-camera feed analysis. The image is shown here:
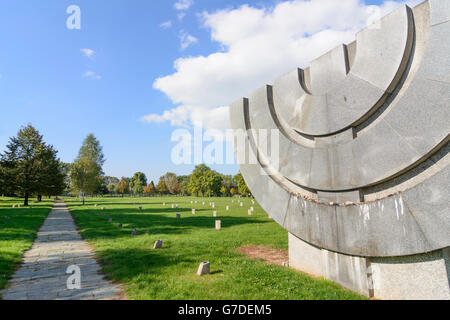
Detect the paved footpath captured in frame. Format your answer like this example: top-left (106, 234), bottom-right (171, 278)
top-left (0, 201), bottom-right (124, 300)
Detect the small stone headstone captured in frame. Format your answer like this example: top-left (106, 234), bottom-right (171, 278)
top-left (212, 203), bottom-right (215, 208)
top-left (191, 201), bottom-right (193, 204)
top-left (250, 207), bottom-right (254, 212)
top-left (153, 240), bottom-right (163, 249)
top-left (215, 220), bottom-right (221, 230)
top-left (176, 213), bottom-right (181, 219)
top-left (131, 229), bottom-right (138, 236)
top-left (240, 202), bottom-right (243, 207)
top-left (283, 261), bottom-right (289, 267)
top-left (213, 211), bottom-right (217, 217)
top-left (192, 209), bottom-right (196, 215)
top-left (12, 204), bottom-right (15, 208)
top-left (176, 204), bottom-right (178, 208)
top-left (163, 202), bottom-right (166, 206)
top-left (94, 204), bottom-right (98, 207)
top-left (108, 218), bottom-right (113, 223)
top-left (171, 204), bottom-right (175, 209)
top-left (139, 206), bottom-right (142, 211)
top-left (252, 200), bottom-right (255, 204)
top-left (101, 207), bottom-right (105, 210)
top-left (202, 202), bottom-right (205, 205)
top-left (118, 223), bottom-right (123, 228)
top-left (197, 261), bottom-right (210, 276)
top-left (248, 210), bottom-right (252, 216)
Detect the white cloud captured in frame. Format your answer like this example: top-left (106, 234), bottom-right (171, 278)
top-left (80, 48), bottom-right (95, 59)
top-left (141, 105), bottom-right (191, 127)
top-left (160, 20), bottom-right (173, 29)
top-left (179, 31), bottom-right (198, 50)
top-left (174, 0), bottom-right (193, 11)
top-left (83, 71), bottom-right (102, 80)
top-left (144, 0), bottom-right (420, 137)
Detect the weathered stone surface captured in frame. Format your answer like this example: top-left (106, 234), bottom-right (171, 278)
top-left (371, 247), bottom-right (450, 300)
top-left (229, 0), bottom-right (450, 259)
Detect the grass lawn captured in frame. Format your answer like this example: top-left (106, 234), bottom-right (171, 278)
top-left (0, 197), bottom-right (53, 293)
top-left (67, 196), bottom-right (366, 300)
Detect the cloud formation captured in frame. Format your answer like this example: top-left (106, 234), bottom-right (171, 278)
top-left (83, 70), bottom-right (102, 80)
top-left (160, 21), bottom-right (173, 29)
top-left (80, 48), bottom-right (95, 59)
top-left (144, 0), bottom-right (421, 134)
top-left (174, 0), bottom-right (194, 11)
top-left (179, 30), bottom-right (198, 50)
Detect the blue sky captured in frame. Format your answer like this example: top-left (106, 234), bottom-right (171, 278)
top-left (0, 0), bottom-right (415, 183)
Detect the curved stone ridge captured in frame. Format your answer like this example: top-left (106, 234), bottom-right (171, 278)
top-left (229, 0), bottom-right (450, 258)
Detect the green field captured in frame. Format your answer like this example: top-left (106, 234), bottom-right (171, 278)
top-left (66, 196), bottom-right (366, 300)
top-left (0, 197), bottom-right (53, 292)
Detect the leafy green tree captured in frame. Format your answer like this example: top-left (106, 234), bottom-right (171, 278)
top-left (130, 172), bottom-right (147, 196)
top-left (0, 162), bottom-right (6, 195)
top-left (234, 172), bottom-right (251, 196)
top-left (70, 158), bottom-right (102, 204)
top-left (220, 186), bottom-right (228, 197)
top-left (77, 134), bottom-right (105, 169)
top-left (70, 134), bottom-right (105, 205)
top-left (177, 175), bottom-right (190, 196)
top-left (107, 183), bottom-right (116, 195)
top-left (36, 146), bottom-right (66, 200)
top-left (188, 164), bottom-right (210, 196)
top-left (115, 177), bottom-right (130, 197)
top-left (0, 125), bottom-right (63, 205)
top-left (156, 177), bottom-right (169, 195)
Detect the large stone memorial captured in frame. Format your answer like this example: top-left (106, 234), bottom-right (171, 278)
top-left (229, 0), bottom-right (449, 299)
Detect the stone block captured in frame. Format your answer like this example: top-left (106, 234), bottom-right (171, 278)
top-left (153, 240), bottom-right (163, 249)
top-left (197, 262), bottom-right (210, 276)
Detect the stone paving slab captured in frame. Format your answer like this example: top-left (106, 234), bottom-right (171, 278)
top-left (0, 201), bottom-right (124, 300)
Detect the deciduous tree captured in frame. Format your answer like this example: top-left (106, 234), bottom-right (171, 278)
top-left (70, 134), bottom-right (105, 205)
top-left (115, 177), bottom-right (130, 197)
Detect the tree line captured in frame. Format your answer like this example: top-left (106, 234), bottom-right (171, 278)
top-left (0, 125), bottom-right (251, 206)
top-left (103, 164), bottom-right (251, 198)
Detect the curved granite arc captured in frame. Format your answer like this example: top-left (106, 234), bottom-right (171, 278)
top-left (229, 0), bottom-right (450, 257)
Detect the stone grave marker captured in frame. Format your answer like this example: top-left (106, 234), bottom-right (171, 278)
top-left (197, 261), bottom-right (210, 276)
top-left (153, 240), bottom-right (163, 249)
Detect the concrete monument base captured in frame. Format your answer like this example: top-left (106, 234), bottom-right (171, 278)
top-left (289, 233), bottom-right (450, 300)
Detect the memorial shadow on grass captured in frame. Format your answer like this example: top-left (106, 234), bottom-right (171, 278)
top-left (68, 197), bottom-right (367, 300)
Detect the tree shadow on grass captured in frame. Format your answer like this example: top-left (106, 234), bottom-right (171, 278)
top-left (95, 247), bottom-right (200, 283)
